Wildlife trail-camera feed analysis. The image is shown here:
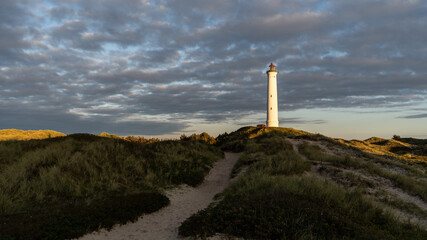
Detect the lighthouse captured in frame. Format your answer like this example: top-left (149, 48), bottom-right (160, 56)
top-left (266, 62), bottom-right (279, 127)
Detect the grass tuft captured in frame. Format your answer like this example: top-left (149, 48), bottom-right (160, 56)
top-left (298, 142), bottom-right (427, 201)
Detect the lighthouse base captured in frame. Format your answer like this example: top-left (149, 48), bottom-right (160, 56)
top-left (266, 120), bottom-right (279, 127)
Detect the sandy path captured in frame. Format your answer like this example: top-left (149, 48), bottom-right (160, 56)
top-left (78, 152), bottom-right (241, 240)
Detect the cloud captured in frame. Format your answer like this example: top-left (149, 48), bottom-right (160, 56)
top-left (1, 0), bottom-right (427, 136)
top-left (0, 105), bottom-right (188, 135)
top-left (280, 118), bottom-right (326, 124)
top-left (399, 113), bottom-right (427, 119)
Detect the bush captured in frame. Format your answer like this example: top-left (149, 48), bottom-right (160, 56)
top-left (0, 192), bottom-right (169, 240)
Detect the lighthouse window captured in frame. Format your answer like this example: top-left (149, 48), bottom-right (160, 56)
top-left (270, 95), bottom-right (272, 97)
top-left (270, 107), bottom-right (272, 110)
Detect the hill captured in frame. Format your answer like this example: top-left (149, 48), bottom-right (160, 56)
top-left (0, 133), bottom-right (222, 239)
top-left (180, 126), bottom-right (427, 239)
top-left (0, 129), bottom-right (66, 141)
top-left (1, 127), bottom-right (426, 239)
top-left (338, 136), bottom-right (427, 163)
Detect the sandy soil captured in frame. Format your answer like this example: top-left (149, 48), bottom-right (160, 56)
top-left (78, 152), bottom-right (241, 240)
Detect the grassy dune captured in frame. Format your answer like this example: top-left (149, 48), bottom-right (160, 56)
top-left (298, 143), bottom-right (427, 201)
top-left (0, 129), bottom-right (65, 141)
top-left (0, 133), bottom-right (222, 239)
top-left (338, 136), bottom-right (427, 163)
top-left (179, 128), bottom-right (427, 239)
top-left (217, 126), bottom-right (312, 152)
top-left (1, 127), bottom-right (426, 239)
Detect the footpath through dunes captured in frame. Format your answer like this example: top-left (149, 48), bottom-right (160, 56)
top-left (78, 152), bottom-right (241, 240)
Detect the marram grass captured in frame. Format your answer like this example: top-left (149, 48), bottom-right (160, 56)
top-left (0, 133), bottom-right (222, 239)
top-left (180, 129), bottom-right (427, 240)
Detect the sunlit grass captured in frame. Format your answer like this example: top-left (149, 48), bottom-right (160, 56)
top-left (0, 129), bottom-right (65, 141)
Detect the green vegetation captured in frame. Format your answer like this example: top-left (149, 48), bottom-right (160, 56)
top-left (2, 126), bottom-right (426, 239)
top-left (98, 132), bottom-right (161, 144)
top-left (230, 131), bottom-right (310, 178)
top-left (377, 192), bottom-right (427, 220)
top-left (339, 136), bottom-right (427, 163)
top-left (179, 127), bottom-right (427, 239)
top-left (298, 143), bottom-right (427, 201)
top-left (180, 175), bottom-right (425, 239)
top-left (180, 132), bottom-right (216, 145)
top-left (98, 131), bottom-right (125, 139)
top-left (0, 192), bottom-right (168, 240)
top-left (364, 153), bottom-right (425, 177)
top-left (217, 126), bottom-right (310, 152)
top-left (394, 135), bottom-right (427, 145)
top-left (0, 133), bottom-right (222, 239)
top-left (0, 129), bottom-right (65, 141)
top-left (395, 137), bottom-right (427, 157)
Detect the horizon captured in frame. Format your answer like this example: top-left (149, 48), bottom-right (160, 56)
top-left (2, 124), bottom-right (425, 142)
top-left (1, 1), bottom-right (426, 140)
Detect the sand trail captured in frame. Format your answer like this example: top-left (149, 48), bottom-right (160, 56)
top-left (78, 152), bottom-right (240, 240)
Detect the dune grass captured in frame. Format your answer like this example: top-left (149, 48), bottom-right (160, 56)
top-left (2, 126), bottom-right (426, 239)
top-left (377, 192), bottom-right (427, 220)
top-left (180, 174), bottom-right (425, 239)
top-left (0, 133), bottom-right (222, 239)
top-left (217, 126), bottom-right (310, 152)
top-left (363, 152), bottom-right (426, 177)
top-left (339, 136), bottom-right (427, 163)
top-left (231, 131), bottom-right (310, 178)
top-left (0, 192), bottom-right (169, 240)
top-left (0, 129), bottom-right (65, 141)
top-left (298, 142), bottom-right (427, 201)
top-left (179, 129), bottom-right (427, 239)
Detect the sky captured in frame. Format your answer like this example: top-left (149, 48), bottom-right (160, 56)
top-left (1, 0), bottom-right (427, 140)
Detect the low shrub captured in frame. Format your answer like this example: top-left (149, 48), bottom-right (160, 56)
top-left (0, 192), bottom-right (168, 240)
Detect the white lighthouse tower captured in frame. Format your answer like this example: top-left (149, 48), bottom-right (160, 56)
top-left (266, 62), bottom-right (279, 127)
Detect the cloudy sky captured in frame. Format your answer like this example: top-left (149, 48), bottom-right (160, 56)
top-left (1, 0), bottom-right (427, 139)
